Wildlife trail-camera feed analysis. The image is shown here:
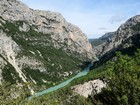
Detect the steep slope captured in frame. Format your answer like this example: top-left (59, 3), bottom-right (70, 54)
top-left (0, 0), bottom-right (95, 91)
top-left (94, 15), bottom-right (140, 62)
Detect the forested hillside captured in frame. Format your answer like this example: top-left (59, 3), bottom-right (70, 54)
top-left (1, 49), bottom-right (140, 105)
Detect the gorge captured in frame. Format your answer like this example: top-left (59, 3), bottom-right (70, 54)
top-left (0, 0), bottom-right (140, 105)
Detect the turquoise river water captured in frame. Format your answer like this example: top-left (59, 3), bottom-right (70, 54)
top-left (28, 63), bottom-right (94, 100)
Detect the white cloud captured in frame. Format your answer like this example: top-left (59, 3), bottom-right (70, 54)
top-left (98, 27), bottom-right (106, 30)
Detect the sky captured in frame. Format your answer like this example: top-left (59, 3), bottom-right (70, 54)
top-left (20, 0), bottom-right (140, 38)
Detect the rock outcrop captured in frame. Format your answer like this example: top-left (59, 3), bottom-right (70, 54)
top-left (0, 0), bottom-right (95, 91)
top-left (72, 79), bottom-right (106, 98)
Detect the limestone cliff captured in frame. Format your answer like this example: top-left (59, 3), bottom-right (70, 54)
top-left (0, 0), bottom-right (95, 91)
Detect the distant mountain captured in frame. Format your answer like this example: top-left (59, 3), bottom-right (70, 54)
top-left (89, 38), bottom-right (103, 46)
top-left (90, 32), bottom-right (115, 47)
top-left (100, 32), bottom-right (115, 40)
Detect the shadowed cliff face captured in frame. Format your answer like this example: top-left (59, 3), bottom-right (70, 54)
top-left (0, 0), bottom-right (95, 90)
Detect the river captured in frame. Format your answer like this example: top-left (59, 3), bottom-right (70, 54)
top-left (28, 63), bottom-right (94, 100)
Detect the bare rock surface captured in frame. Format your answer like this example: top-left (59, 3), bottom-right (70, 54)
top-left (72, 79), bottom-right (106, 98)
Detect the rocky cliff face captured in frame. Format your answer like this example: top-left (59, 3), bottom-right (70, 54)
top-left (0, 0), bottom-right (95, 91)
top-left (94, 15), bottom-right (140, 61)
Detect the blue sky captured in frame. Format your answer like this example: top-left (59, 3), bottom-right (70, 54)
top-left (20, 0), bottom-right (140, 38)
